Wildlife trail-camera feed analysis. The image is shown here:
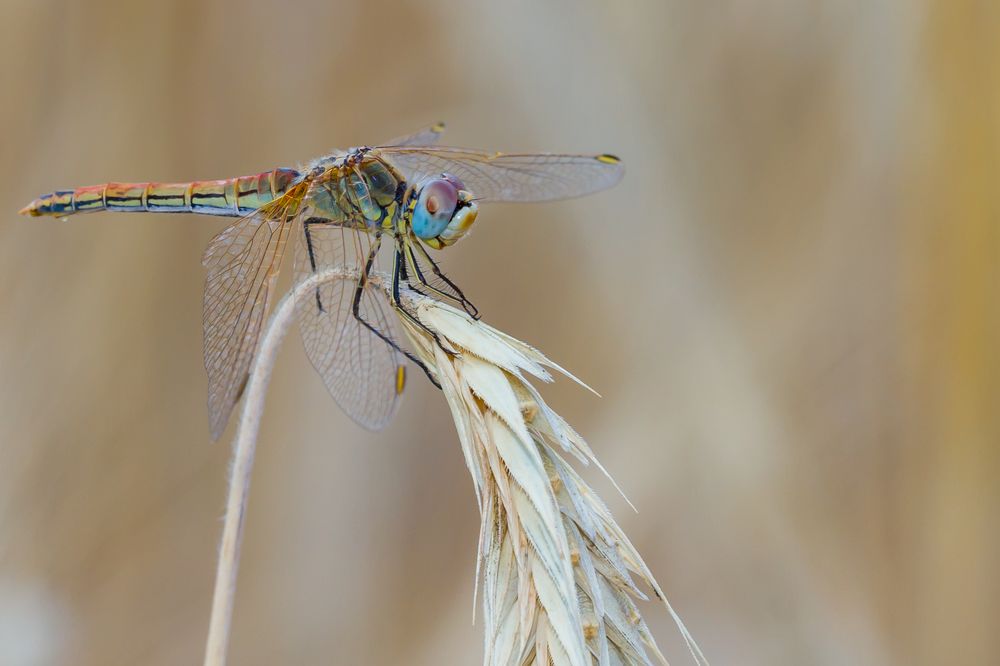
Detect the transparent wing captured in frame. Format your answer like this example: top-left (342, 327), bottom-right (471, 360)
top-left (379, 121), bottom-right (446, 147)
top-left (293, 193), bottom-right (406, 431)
top-left (201, 191), bottom-right (302, 439)
top-left (377, 146), bottom-right (624, 202)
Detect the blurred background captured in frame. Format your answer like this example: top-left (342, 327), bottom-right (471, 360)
top-left (1, 0), bottom-right (997, 664)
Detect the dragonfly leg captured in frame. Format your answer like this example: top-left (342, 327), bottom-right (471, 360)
top-left (352, 232), bottom-right (441, 389)
top-left (400, 242), bottom-right (457, 303)
top-left (302, 217), bottom-right (326, 313)
top-left (401, 241), bottom-right (458, 304)
top-left (409, 240), bottom-right (480, 319)
top-left (392, 244), bottom-right (460, 357)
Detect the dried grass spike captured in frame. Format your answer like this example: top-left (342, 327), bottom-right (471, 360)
top-left (397, 293), bottom-right (708, 666)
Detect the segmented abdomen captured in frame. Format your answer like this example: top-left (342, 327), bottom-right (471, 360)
top-left (21, 167), bottom-right (301, 218)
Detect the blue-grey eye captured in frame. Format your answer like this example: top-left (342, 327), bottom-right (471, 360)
top-left (412, 177), bottom-right (459, 239)
top-left (421, 179), bottom-right (458, 218)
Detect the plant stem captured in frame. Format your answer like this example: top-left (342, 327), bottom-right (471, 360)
top-left (203, 268), bottom-right (356, 666)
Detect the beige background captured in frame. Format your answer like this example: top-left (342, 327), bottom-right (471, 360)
top-left (1, 1), bottom-right (997, 664)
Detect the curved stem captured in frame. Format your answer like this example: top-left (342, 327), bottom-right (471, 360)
top-left (203, 267), bottom-right (363, 666)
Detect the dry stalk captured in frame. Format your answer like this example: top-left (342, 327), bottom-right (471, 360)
top-left (203, 267), bottom-right (356, 666)
top-left (397, 294), bottom-right (708, 666)
top-left (204, 268), bottom-right (707, 666)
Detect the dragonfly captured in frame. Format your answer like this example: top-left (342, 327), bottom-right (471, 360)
top-left (21, 124), bottom-right (624, 439)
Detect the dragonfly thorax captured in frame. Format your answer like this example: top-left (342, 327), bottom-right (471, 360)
top-left (306, 151), bottom-right (403, 229)
top-left (303, 149), bottom-right (478, 246)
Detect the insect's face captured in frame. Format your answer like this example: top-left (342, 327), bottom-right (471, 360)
top-left (409, 174), bottom-right (478, 249)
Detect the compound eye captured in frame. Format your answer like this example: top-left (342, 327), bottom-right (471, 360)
top-left (440, 173), bottom-right (467, 192)
top-left (412, 177), bottom-right (460, 240)
top-left (420, 178), bottom-right (458, 220)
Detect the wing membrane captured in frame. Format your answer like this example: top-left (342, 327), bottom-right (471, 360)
top-left (380, 122), bottom-right (446, 147)
top-left (378, 146), bottom-right (624, 202)
top-left (293, 193), bottom-right (406, 430)
top-left (201, 190), bottom-right (302, 439)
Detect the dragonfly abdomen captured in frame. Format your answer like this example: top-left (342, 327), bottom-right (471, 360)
top-left (20, 167), bottom-right (301, 218)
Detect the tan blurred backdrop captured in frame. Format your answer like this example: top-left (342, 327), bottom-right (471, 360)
top-left (1, 1), bottom-right (997, 664)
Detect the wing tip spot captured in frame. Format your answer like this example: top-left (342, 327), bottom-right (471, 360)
top-left (596, 154), bottom-right (621, 164)
top-left (395, 365), bottom-right (407, 395)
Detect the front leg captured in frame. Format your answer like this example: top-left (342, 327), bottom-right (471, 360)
top-left (352, 232), bottom-right (441, 389)
top-left (408, 238), bottom-right (480, 319)
top-left (390, 242), bottom-right (459, 358)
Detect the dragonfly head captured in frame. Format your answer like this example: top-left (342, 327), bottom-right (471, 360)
top-left (409, 174), bottom-right (478, 249)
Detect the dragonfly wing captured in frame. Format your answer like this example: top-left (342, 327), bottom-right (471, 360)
top-left (201, 191), bottom-right (302, 439)
top-left (378, 146), bottom-right (624, 202)
top-left (293, 201), bottom-right (406, 431)
top-left (380, 122), bottom-right (446, 147)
